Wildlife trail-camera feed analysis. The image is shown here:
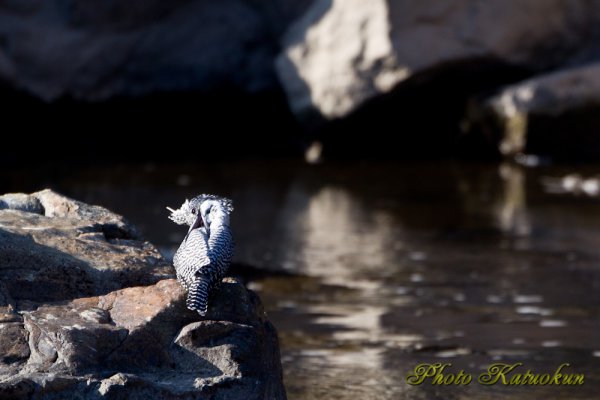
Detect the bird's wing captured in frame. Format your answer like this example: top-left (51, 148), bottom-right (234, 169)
top-left (173, 229), bottom-right (211, 290)
top-left (187, 229), bottom-right (212, 270)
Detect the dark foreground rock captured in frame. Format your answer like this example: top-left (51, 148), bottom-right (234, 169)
top-left (0, 190), bottom-right (286, 400)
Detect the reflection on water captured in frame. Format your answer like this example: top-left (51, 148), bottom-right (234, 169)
top-left (494, 163), bottom-right (530, 236)
top-left (3, 160), bottom-right (600, 399)
top-left (276, 183), bottom-right (399, 280)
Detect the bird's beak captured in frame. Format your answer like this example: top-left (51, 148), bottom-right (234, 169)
top-left (189, 214), bottom-right (204, 232)
top-left (183, 214), bottom-right (202, 242)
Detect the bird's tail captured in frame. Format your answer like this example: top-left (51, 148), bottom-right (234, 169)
top-left (186, 275), bottom-right (211, 316)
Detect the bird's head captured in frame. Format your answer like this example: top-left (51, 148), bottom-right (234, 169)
top-left (167, 194), bottom-right (233, 234)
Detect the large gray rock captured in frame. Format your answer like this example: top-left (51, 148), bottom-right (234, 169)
top-left (0, 190), bottom-right (286, 400)
top-left (0, 0), bottom-right (313, 100)
top-left (466, 62), bottom-right (600, 156)
top-left (276, 0), bottom-right (600, 120)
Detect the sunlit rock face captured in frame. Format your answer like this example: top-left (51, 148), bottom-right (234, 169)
top-left (277, 0), bottom-right (600, 120)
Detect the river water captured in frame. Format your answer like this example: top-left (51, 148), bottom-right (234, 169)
top-left (3, 160), bottom-right (600, 399)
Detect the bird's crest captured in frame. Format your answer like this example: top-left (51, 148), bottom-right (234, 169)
top-left (166, 198), bottom-right (191, 225)
top-left (166, 195), bottom-right (234, 225)
top-left (191, 194), bottom-right (234, 214)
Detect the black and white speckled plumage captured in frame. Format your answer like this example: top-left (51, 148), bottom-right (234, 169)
top-left (168, 194), bottom-right (234, 316)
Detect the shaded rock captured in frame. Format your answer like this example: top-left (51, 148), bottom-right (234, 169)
top-left (0, 322), bottom-right (29, 364)
top-left (277, 0), bottom-right (600, 120)
top-left (0, 0), bottom-right (314, 101)
top-left (0, 280), bottom-right (18, 321)
top-left (23, 303), bottom-right (126, 374)
top-left (0, 190), bottom-right (286, 399)
top-left (466, 62), bottom-right (600, 158)
top-left (0, 194), bottom-right (43, 214)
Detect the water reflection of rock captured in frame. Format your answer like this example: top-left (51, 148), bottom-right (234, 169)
top-left (259, 179), bottom-right (427, 399)
top-left (456, 162), bottom-right (531, 240)
top-left (261, 164), bottom-right (546, 399)
top-left (495, 163), bottom-right (531, 238)
top-left (273, 182), bottom-right (401, 281)
top-left (263, 162), bottom-right (600, 399)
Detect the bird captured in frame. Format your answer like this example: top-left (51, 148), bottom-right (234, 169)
top-left (167, 194), bottom-right (234, 316)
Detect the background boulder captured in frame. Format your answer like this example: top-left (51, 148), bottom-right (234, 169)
top-left (276, 0), bottom-right (600, 120)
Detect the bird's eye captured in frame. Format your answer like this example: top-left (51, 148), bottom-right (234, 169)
top-left (206, 208), bottom-right (210, 214)
top-left (191, 208), bottom-right (196, 215)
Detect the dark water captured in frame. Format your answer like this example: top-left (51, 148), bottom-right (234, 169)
top-left (3, 160), bottom-right (600, 399)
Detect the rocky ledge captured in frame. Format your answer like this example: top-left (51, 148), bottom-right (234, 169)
top-left (0, 190), bottom-right (286, 400)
